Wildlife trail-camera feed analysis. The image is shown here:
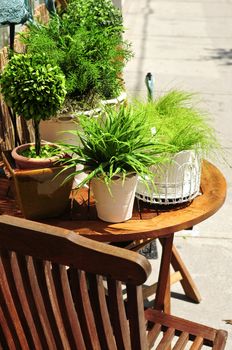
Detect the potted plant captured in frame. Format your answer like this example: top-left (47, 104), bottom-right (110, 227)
top-left (61, 104), bottom-right (175, 223)
top-left (0, 52), bottom-right (75, 219)
top-left (135, 90), bottom-right (220, 204)
top-left (20, 0), bottom-right (133, 144)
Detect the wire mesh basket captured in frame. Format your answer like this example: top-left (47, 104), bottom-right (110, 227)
top-left (135, 150), bottom-right (202, 205)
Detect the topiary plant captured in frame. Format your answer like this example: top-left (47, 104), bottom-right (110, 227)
top-left (0, 53), bottom-right (66, 155)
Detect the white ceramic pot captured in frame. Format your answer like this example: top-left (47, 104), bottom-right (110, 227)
top-left (40, 91), bottom-right (127, 145)
top-left (91, 173), bottom-right (138, 223)
top-left (136, 150), bottom-right (201, 205)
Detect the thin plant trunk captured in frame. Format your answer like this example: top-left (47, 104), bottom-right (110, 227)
top-left (33, 119), bottom-right (41, 156)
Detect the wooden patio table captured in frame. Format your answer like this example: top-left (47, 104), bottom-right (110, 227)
top-left (0, 160), bottom-right (226, 313)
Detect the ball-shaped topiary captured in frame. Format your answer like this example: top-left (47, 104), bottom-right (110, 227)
top-left (0, 53), bottom-right (66, 155)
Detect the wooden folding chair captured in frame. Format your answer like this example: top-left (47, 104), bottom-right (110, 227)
top-left (0, 215), bottom-right (227, 349)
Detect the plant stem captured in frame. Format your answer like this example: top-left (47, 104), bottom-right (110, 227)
top-left (33, 119), bottom-right (41, 156)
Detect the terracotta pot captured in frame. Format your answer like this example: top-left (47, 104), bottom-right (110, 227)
top-left (11, 142), bottom-right (66, 170)
top-left (91, 173), bottom-right (138, 223)
top-left (2, 150), bottom-right (74, 220)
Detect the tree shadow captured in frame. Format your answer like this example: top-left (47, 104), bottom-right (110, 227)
top-left (206, 48), bottom-right (232, 66)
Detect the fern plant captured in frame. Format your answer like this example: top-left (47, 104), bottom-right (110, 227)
top-left (61, 104), bottom-right (176, 189)
top-left (20, 0), bottom-right (133, 111)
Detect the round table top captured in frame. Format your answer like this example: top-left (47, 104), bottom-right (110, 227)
top-left (44, 160), bottom-right (226, 242)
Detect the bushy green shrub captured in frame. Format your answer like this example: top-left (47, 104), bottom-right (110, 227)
top-left (0, 53), bottom-right (66, 155)
top-left (21, 0), bottom-right (132, 110)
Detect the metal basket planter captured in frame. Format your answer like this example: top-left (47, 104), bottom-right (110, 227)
top-left (135, 150), bottom-right (202, 205)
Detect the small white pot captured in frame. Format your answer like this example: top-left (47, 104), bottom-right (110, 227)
top-left (91, 174), bottom-right (138, 223)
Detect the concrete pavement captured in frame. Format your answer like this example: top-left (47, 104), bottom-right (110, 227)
top-left (122, 0), bottom-right (232, 348)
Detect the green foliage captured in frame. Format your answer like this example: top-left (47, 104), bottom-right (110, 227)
top-left (20, 144), bottom-right (64, 159)
top-left (20, 0), bottom-right (133, 109)
top-left (134, 90), bottom-right (219, 156)
top-left (64, 0), bottom-right (123, 34)
top-left (61, 105), bottom-right (176, 188)
top-left (0, 53), bottom-right (66, 122)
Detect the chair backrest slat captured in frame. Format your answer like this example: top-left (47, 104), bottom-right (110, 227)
top-left (10, 253), bottom-right (43, 349)
top-left (126, 284), bottom-right (149, 350)
top-left (0, 251), bottom-right (30, 350)
top-left (51, 264), bottom-right (86, 349)
top-left (107, 278), bottom-right (132, 350)
top-left (69, 269), bottom-right (101, 350)
top-left (26, 256), bottom-right (58, 350)
top-left (88, 274), bottom-right (117, 350)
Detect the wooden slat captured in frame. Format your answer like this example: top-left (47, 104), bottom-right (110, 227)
top-left (172, 331), bottom-right (189, 350)
top-left (0, 251), bottom-right (29, 349)
top-left (51, 264), bottom-right (86, 349)
top-left (0, 304), bottom-right (18, 350)
top-left (107, 278), bottom-right (131, 350)
top-left (27, 256), bottom-right (57, 350)
top-left (147, 323), bottom-right (162, 347)
top-left (11, 253), bottom-right (42, 349)
top-left (126, 285), bottom-right (149, 350)
top-left (88, 274), bottom-right (117, 350)
top-left (42, 261), bottom-right (71, 349)
top-left (156, 327), bottom-right (175, 350)
top-left (190, 336), bottom-right (204, 349)
top-left (69, 269), bottom-right (101, 350)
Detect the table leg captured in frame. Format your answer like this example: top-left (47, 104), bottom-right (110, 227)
top-left (171, 245), bottom-right (201, 303)
top-left (153, 234), bottom-right (174, 313)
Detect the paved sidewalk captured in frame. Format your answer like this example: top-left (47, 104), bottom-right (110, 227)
top-left (122, 0), bottom-right (232, 347)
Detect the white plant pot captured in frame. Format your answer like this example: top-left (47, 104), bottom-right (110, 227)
top-left (136, 150), bottom-right (201, 205)
top-left (40, 91), bottom-right (127, 145)
top-left (91, 174), bottom-right (138, 223)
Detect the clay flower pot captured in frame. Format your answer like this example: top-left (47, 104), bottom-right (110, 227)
top-left (11, 142), bottom-right (66, 170)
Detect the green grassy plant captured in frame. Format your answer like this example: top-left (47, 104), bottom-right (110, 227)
top-left (61, 104), bottom-right (175, 188)
top-left (134, 90), bottom-right (220, 157)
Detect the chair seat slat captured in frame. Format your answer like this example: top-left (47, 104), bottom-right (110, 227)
top-left (156, 327), bottom-right (175, 350)
top-left (190, 336), bottom-right (204, 349)
top-left (172, 331), bottom-right (189, 350)
top-left (147, 323), bottom-right (162, 347)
